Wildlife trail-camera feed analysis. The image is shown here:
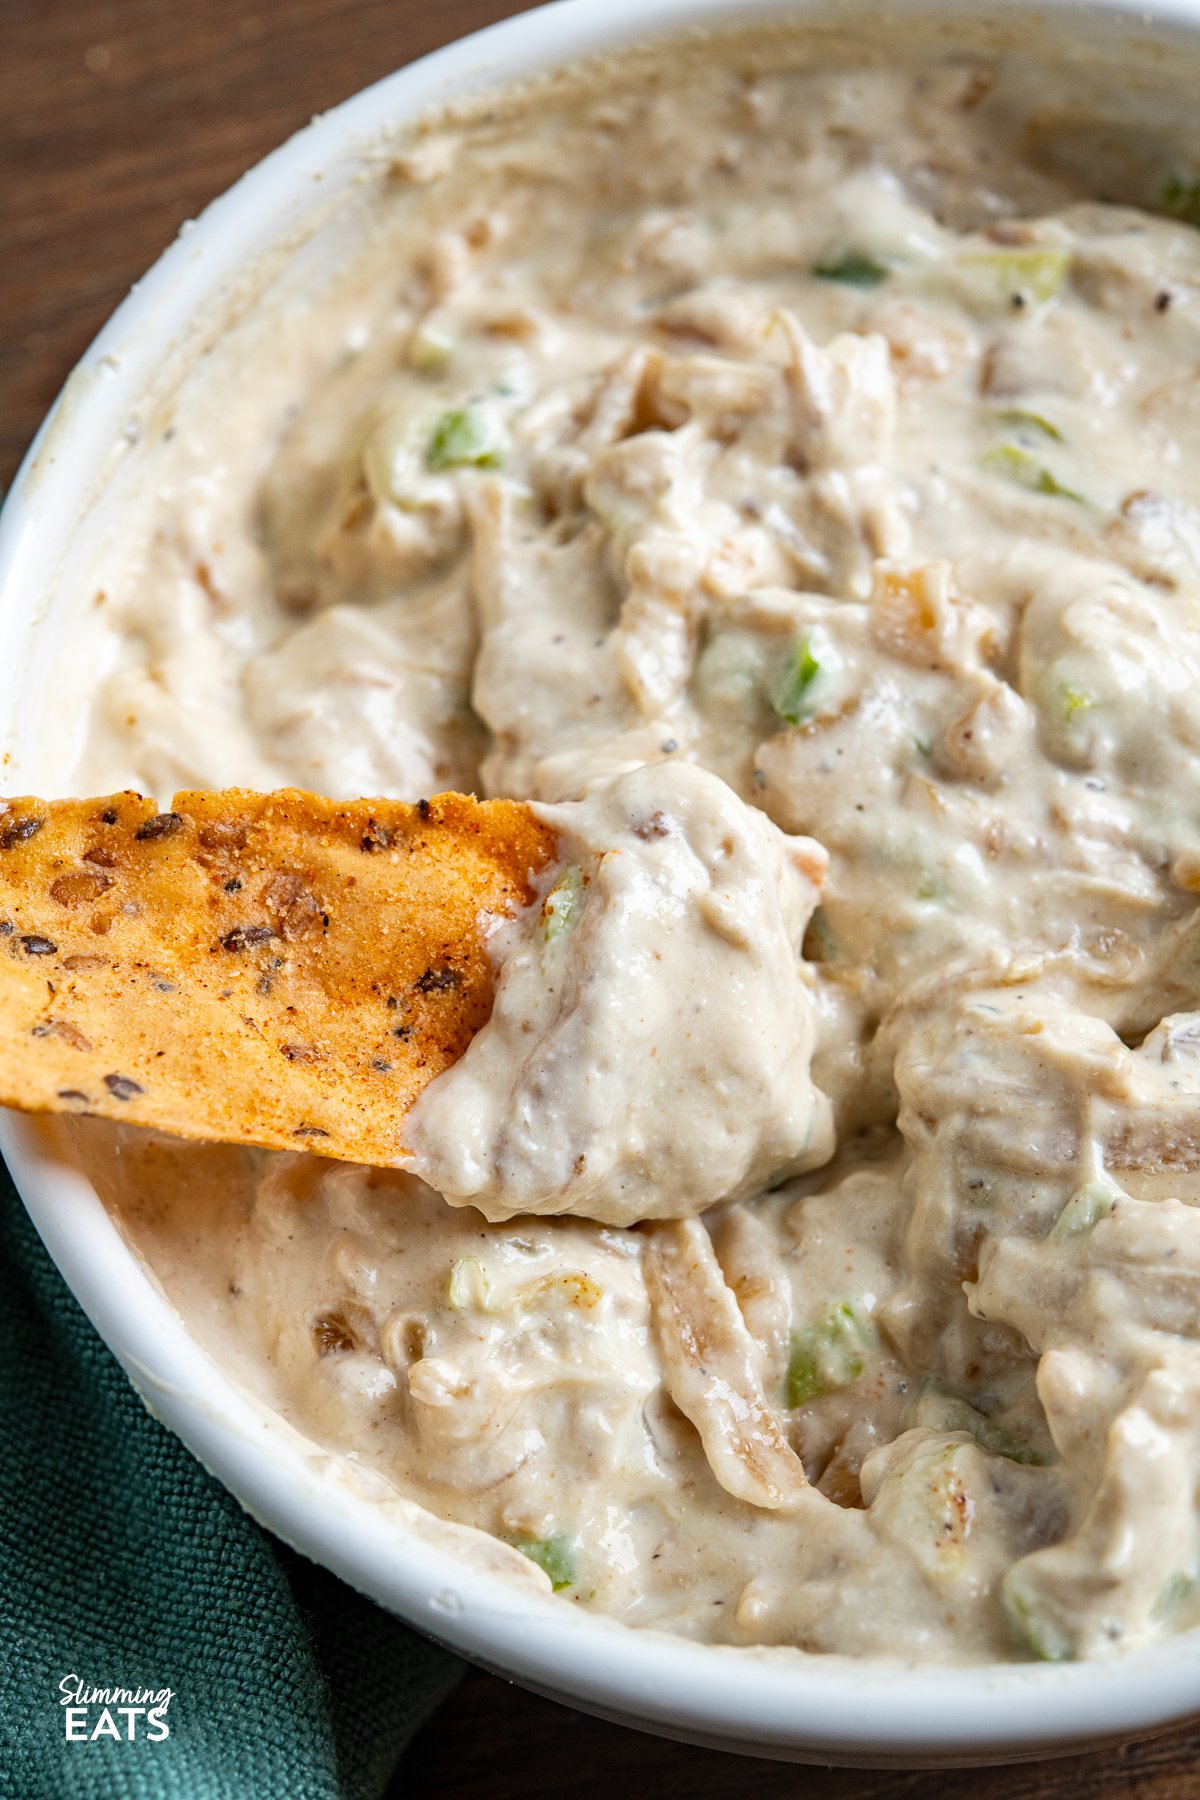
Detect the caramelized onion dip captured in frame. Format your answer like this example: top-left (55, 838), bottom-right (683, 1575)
top-left (30, 30), bottom-right (1200, 1662)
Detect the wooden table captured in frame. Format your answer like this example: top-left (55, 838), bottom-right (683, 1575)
top-left (4, 3), bottom-right (1199, 1793)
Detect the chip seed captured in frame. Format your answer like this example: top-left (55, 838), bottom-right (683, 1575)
top-left (135, 811), bottom-right (183, 842)
top-left (221, 923), bottom-right (275, 951)
top-left (0, 816), bottom-right (45, 851)
top-left (104, 1073), bottom-right (144, 1101)
top-left (50, 871), bottom-right (113, 907)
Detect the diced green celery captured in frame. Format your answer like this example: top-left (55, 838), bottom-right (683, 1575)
top-left (913, 734), bottom-right (932, 759)
top-left (981, 444), bottom-right (1084, 503)
top-left (804, 906), bottom-right (836, 962)
top-left (512, 1533), bottom-right (577, 1591)
top-left (1050, 1178), bottom-right (1116, 1239)
top-left (786, 1299), bottom-right (876, 1407)
top-left (813, 252), bottom-right (890, 288)
top-left (916, 1383), bottom-right (1045, 1465)
top-left (1161, 172), bottom-right (1200, 226)
top-left (773, 628), bottom-right (836, 725)
top-left (1004, 1571), bottom-right (1072, 1662)
top-left (542, 864), bottom-right (584, 943)
top-left (693, 630), bottom-right (768, 714)
top-left (1155, 1571), bottom-right (1195, 1618)
top-left (406, 319), bottom-right (455, 374)
top-left (959, 246), bottom-right (1071, 302)
top-left (992, 407), bottom-right (1063, 442)
top-left (446, 1256), bottom-right (491, 1311)
top-left (426, 403), bottom-right (505, 471)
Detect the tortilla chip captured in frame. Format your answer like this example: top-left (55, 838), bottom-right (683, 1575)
top-left (0, 788), bottom-right (556, 1164)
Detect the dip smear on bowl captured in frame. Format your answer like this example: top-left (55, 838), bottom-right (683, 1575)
top-left (45, 36), bottom-right (1200, 1663)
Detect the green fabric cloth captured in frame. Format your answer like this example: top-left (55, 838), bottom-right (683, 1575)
top-left (0, 1157), bottom-right (462, 1800)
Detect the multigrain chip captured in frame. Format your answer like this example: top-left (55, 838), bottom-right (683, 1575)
top-left (0, 788), bottom-right (556, 1163)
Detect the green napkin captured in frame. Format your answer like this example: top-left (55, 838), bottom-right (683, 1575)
top-left (0, 1155), bottom-right (462, 1800)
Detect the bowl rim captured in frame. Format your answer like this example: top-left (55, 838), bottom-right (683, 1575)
top-left (4, 0), bottom-right (1200, 1762)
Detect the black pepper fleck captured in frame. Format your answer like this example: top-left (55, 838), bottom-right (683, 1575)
top-left (223, 878), bottom-right (243, 893)
top-left (360, 820), bottom-right (393, 852)
top-left (101, 809), bottom-right (119, 825)
top-left (414, 966), bottom-right (461, 993)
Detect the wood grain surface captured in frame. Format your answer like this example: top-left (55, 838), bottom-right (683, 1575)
top-left (3, 3), bottom-right (1199, 1794)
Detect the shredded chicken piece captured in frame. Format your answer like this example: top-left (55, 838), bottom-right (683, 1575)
top-left (643, 1219), bottom-right (809, 1510)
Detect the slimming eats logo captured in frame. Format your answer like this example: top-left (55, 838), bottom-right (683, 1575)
top-left (59, 1675), bottom-right (174, 1742)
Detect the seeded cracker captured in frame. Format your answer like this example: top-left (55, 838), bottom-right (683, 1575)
top-left (0, 788), bottom-right (556, 1162)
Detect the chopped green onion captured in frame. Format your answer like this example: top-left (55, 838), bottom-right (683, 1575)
top-left (446, 1256), bottom-right (491, 1311)
top-left (991, 408), bottom-right (1063, 442)
top-left (959, 246), bottom-right (1071, 302)
top-left (813, 252), bottom-right (890, 288)
top-left (773, 638), bottom-right (821, 724)
top-left (981, 444), bottom-right (1084, 503)
top-left (511, 1533), bottom-right (576, 1591)
top-left (773, 628), bottom-right (837, 726)
top-left (1050, 1178), bottom-right (1116, 1239)
top-left (913, 734), bottom-right (932, 759)
top-left (426, 403), bottom-right (505, 471)
top-left (1060, 683), bottom-right (1095, 722)
top-left (1161, 172), bottom-right (1200, 226)
top-left (1038, 473), bottom-right (1079, 505)
top-left (542, 864), bottom-right (584, 943)
top-left (786, 1299), bottom-right (876, 1408)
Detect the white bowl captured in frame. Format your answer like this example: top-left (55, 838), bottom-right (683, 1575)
top-left (5, 0), bottom-right (1200, 1765)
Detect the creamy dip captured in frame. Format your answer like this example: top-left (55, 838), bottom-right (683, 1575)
top-left (405, 761), bottom-right (833, 1222)
top-left (30, 37), bottom-right (1200, 1662)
